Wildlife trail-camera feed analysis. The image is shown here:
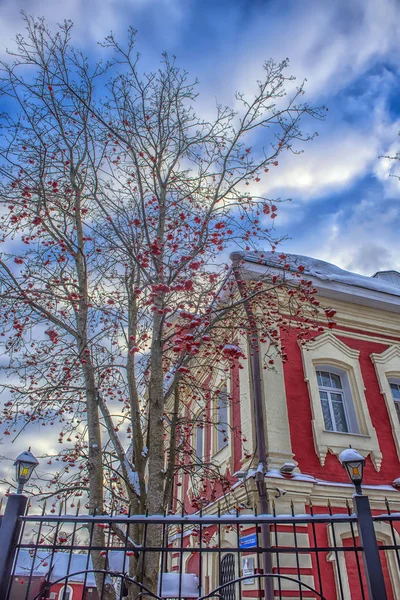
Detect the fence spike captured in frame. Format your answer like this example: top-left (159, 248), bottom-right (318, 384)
top-left (345, 498), bottom-right (351, 515)
top-left (385, 497), bottom-right (390, 514)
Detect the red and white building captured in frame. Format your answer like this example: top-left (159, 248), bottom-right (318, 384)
top-left (173, 253), bottom-right (400, 599)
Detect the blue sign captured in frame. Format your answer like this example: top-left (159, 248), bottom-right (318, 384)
top-left (239, 534), bottom-right (257, 549)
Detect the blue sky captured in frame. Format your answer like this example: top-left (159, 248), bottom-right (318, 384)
top-left (1, 0), bottom-right (400, 274)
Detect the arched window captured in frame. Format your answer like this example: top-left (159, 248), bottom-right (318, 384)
top-left (59, 585), bottom-right (73, 600)
top-left (220, 553), bottom-right (236, 600)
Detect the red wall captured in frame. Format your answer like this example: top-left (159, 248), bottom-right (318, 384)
top-left (181, 362), bottom-right (243, 513)
top-left (282, 327), bottom-right (400, 485)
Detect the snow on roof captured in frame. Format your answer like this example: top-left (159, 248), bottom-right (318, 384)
top-left (242, 252), bottom-right (400, 298)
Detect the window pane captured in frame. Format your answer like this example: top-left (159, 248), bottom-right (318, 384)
top-left (330, 373), bottom-right (342, 389)
top-left (317, 371), bottom-right (331, 387)
top-left (196, 425), bottom-right (203, 464)
top-left (319, 392), bottom-right (333, 431)
top-left (331, 397), bottom-right (348, 432)
top-left (390, 383), bottom-right (400, 399)
top-left (217, 389), bottom-right (229, 452)
top-left (395, 401), bottom-right (400, 425)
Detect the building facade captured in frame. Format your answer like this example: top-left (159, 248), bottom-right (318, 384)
top-left (173, 253), bottom-right (400, 599)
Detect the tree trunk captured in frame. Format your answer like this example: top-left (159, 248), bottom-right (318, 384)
top-left (142, 308), bottom-right (165, 596)
top-left (74, 191), bottom-right (116, 600)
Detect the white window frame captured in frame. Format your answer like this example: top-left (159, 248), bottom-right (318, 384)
top-left (315, 365), bottom-right (360, 434)
top-left (371, 345), bottom-right (400, 460)
top-left (301, 332), bottom-right (382, 470)
top-left (59, 586), bottom-right (73, 600)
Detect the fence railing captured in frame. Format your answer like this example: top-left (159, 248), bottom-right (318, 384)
top-left (1, 495), bottom-right (400, 600)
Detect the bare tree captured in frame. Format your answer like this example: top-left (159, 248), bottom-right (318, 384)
top-left (0, 16), bottom-right (329, 598)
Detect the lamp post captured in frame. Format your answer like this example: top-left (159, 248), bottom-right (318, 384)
top-left (0, 449), bottom-right (39, 598)
top-left (14, 448), bottom-right (39, 494)
top-left (339, 448), bottom-right (388, 600)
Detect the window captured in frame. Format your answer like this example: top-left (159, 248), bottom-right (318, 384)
top-left (216, 388), bottom-right (229, 453)
top-left (59, 586), bottom-right (73, 600)
top-left (195, 422), bottom-right (204, 468)
top-left (316, 367), bottom-right (359, 434)
top-left (317, 370), bottom-right (349, 433)
top-left (389, 381), bottom-right (400, 424)
top-left (301, 332), bottom-right (382, 470)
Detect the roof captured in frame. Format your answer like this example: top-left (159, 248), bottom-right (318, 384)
top-left (242, 252), bottom-right (400, 296)
top-left (235, 251), bottom-right (400, 313)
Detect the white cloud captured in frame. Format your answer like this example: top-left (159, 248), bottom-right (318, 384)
top-left (286, 193), bottom-right (400, 275)
top-left (229, 0), bottom-right (400, 103)
top-left (262, 127), bottom-right (378, 198)
top-left (246, 114), bottom-right (397, 202)
top-left (0, 0), bottom-right (186, 58)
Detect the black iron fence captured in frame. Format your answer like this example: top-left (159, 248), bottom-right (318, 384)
top-left (0, 495), bottom-right (399, 600)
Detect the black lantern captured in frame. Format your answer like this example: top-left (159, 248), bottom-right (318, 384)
top-left (339, 447), bottom-right (365, 495)
top-left (14, 448), bottom-right (39, 494)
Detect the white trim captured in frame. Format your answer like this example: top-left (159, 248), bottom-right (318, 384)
top-left (301, 332), bottom-right (382, 470)
top-left (371, 346), bottom-right (400, 460)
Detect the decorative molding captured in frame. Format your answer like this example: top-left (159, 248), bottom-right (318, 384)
top-left (371, 345), bottom-right (400, 460)
top-left (301, 333), bottom-right (382, 471)
top-left (302, 331), bottom-right (360, 361)
top-left (371, 344), bottom-right (400, 365)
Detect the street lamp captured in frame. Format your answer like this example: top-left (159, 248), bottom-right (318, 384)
top-left (14, 448), bottom-right (39, 494)
top-left (338, 447), bottom-right (388, 599)
top-left (0, 449), bottom-right (39, 597)
top-left (339, 447), bottom-right (365, 495)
